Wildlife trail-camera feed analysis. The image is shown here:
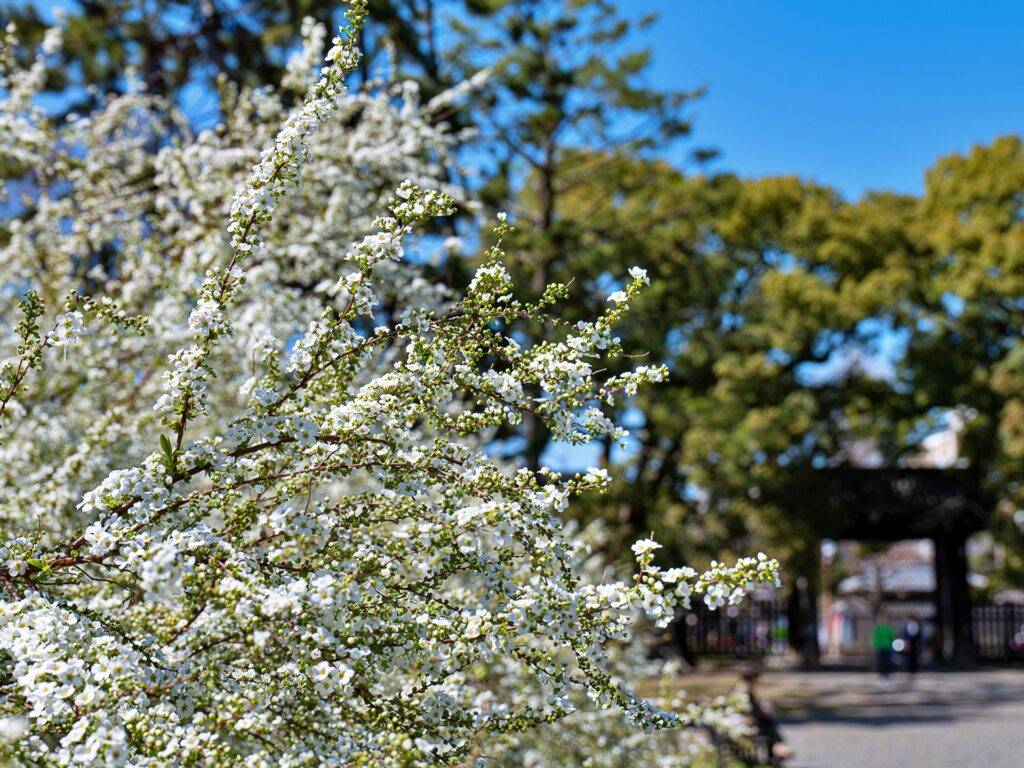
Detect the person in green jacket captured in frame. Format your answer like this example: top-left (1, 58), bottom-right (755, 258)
top-left (872, 612), bottom-right (896, 682)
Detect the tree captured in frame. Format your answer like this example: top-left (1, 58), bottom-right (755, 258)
top-left (0, 0), bottom-right (345, 114)
top-left (897, 136), bottom-right (1024, 588)
top-left (418, 0), bottom-right (707, 471)
top-left (0, 0), bottom-right (483, 123)
top-left (0, 9), bottom-right (780, 765)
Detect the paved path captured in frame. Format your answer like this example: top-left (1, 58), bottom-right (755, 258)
top-left (760, 669), bottom-right (1024, 768)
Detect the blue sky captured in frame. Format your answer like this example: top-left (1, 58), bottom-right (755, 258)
top-left (22, 0), bottom-right (1024, 201)
top-left (623, 0), bottom-right (1024, 200)
top-left (13, 0), bottom-right (1011, 470)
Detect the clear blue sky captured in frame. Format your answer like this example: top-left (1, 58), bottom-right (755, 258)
top-left (622, 0), bottom-right (1024, 200)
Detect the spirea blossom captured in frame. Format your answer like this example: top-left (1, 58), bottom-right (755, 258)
top-left (0, 8), bottom-right (779, 767)
top-left (631, 538), bottom-right (662, 556)
top-left (48, 311), bottom-right (85, 348)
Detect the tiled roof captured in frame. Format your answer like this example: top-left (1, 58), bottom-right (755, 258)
top-left (837, 562), bottom-right (935, 595)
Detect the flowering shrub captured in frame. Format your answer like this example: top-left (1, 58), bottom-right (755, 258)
top-left (0, 5), bottom-right (780, 766)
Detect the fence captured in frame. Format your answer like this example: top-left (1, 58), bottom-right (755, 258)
top-left (685, 598), bottom-right (1024, 663)
top-left (973, 603), bottom-right (1024, 662)
top-left (684, 596), bottom-right (790, 658)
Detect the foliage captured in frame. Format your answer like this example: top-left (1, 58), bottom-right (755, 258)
top-left (498, 134), bottom-right (1024, 599)
top-left (0, 8), bottom-right (781, 766)
top-left (10, 0), bottom-right (1024, 652)
top-left (436, 0), bottom-right (707, 470)
top-left (0, 0), bottom-right (346, 113)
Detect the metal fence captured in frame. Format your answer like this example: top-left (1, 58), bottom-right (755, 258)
top-left (684, 597), bottom-right (790, 658)
top-left (685, 598), bottom-right (1024, 663)
top-left (973, 603), bottom-right (1024, 662)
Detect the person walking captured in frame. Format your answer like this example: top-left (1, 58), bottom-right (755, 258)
top-left (872, 612), bottom-right (895, 683)
top-left (902, 620), bottom-right (921, 680)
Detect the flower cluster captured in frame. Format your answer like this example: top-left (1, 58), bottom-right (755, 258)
top-left (0, 9), bottom-right (779, 768)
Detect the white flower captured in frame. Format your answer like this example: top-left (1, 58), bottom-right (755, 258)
top-left (0, 16), bottom-right (780, 767)
top-left (49, 310), bottom-right (85, 348)
top-left (628, 266), bottom-right (650, 284)
top-left (704, 583), bottom-right (728, 609)
top-left (663, 566), bottom-right (696, 583)
top-left (0, 716), bottom-right (27, 741)
top-left (631, 538), bottom-right (662, 556)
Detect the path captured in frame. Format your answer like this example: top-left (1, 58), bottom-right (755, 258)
top-left (760, 669), bottom-right (1024, 768)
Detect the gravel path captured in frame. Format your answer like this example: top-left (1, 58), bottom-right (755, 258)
top-left (761, 669), bottom-right (1024, 768)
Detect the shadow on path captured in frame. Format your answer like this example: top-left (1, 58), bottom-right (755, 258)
top-left (772, 672), bottom-right (1024, 727)
top-left (762, 669), bottom-right (1024, 768)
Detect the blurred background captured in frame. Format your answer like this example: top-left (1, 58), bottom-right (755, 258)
top-left (4, 1), bottom-right (1024, 765)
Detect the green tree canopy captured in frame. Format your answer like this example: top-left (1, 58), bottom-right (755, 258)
top-left (6, 0), bottom-right (1023, 589)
